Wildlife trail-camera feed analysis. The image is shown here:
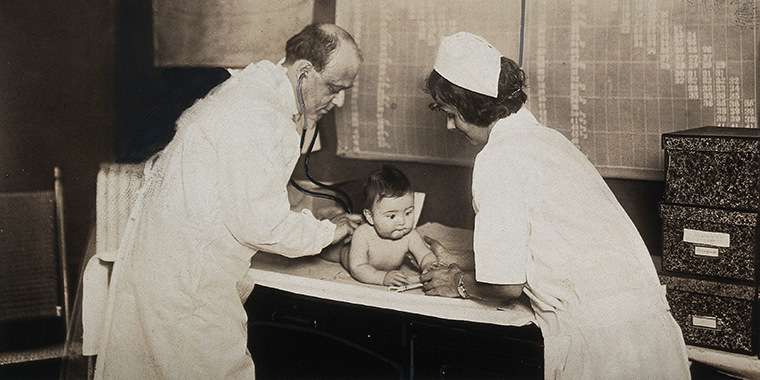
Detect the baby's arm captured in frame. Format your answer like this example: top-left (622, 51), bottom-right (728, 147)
top-left (408, 230), bottom-right (443, 273)
top-left (347, 226), bottom-right (411, 286)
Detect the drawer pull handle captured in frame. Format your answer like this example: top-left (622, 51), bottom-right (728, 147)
top-left (271, 311), bottom-right (318, 329)
top-left (691, 315), bottom-right (720, 330)
top-left (693, 246), bottom-right (720, 259)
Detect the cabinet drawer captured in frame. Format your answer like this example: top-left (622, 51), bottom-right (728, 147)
top-left (408, 317), bottom-right (543, 380)
top-left (662, 126), bottom-right (760, 211)
top-left (660, 274), bottom-right (757, 355)
top-left (246, 286), bottom-right (407, 379)
top-left (661, 203), bottom-right (758, 282)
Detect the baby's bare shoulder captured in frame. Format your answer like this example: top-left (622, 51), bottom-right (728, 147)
top-left (354, 223), bottom-right (376, 236)
top-left (351, 223), bottom-right (378, 242)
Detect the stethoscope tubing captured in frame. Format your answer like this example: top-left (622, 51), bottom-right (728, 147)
top-left (290, 74), bottom-right (353, 213)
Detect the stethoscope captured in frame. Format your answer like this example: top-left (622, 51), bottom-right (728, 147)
top-left (289, 73), bottom-right (354, 213)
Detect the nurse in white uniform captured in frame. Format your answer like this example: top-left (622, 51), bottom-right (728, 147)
top-left (420, 32), bottom-right (691, 380)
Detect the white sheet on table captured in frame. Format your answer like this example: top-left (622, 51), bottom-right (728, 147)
top-left (247, 222), bottom-right (536, 327)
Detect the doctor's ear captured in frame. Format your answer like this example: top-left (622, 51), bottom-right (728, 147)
top-left (294, 60), bottom-right (314, 80)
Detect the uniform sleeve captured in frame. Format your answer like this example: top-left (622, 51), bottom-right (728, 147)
top-left (472, 150), bottom-right (530, 285)
top-left (215, 103), bottom-right (335, 258)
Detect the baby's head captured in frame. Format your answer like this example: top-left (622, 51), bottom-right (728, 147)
top-left (363, 166), bottom-right (415, 240)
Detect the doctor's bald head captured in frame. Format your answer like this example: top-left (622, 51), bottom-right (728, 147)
top-left (284, 23), bottom-right (362, 126)
top-left (284, 23), bottom-right (362, 73)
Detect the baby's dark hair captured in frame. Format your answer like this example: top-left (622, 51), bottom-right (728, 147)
top-left (363, 165), bottom-right (413, 209)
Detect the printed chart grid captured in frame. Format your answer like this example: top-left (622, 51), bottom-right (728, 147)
top-left (334, 0), bottom-right (523, 166)
top-left (525, 0), bottom-right (758, 180)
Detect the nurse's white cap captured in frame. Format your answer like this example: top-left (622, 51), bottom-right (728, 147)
top-left (433, 32), bottom-right (503, 98)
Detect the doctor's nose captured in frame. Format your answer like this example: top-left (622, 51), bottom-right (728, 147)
top-left (331, 90), bottom-right (346, 108)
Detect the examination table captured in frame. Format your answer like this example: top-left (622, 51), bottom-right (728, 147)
top-left (244, 222), bottom-right (544, 379)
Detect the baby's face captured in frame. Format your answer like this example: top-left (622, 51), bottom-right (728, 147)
top-left (367, 192), bottom-right (415, 240)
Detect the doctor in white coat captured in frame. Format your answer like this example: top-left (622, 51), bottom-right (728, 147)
top-left (87, 23), bottom-right (364, 379)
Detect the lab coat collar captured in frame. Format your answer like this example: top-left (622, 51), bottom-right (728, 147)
top-left (235, 60), bottom-right (299, 123)
top-left (277, 57), bottom-right (300, 122)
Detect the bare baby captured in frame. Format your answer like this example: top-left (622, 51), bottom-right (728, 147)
top-left (341, 166), bottom-right (444, 286)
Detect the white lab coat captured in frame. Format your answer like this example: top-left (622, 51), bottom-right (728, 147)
top-left (471, 108), bottom-right (691, 379)
top-left (89, 60), bottom-right (336, 380)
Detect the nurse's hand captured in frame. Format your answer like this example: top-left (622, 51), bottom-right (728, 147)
top-left (423, 236), bottom-right (448, 257)
top-left (420, 263), bottom-right (464, 298)
top-left (329, 213), bottom-right (364, 245)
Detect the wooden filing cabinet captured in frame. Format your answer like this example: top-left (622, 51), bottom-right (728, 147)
top-left (660, 127), bottom-right (760, 356)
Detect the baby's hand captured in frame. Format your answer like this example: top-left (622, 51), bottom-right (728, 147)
top-left (422, 261), bottom-right (448, 274)
top-left (383, 270), bottom-right (411, 286)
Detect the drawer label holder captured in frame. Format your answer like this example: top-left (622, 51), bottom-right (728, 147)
top-left (683, 228), bottom-right (730, 248)
top-left (691, 315), bottom-right (720, 330)
top-left (692, 246), bottom-right (720, 259)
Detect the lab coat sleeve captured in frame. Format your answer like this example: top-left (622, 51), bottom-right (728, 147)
top-left (216, 107), bottom-right (335, 258)
top-left (472, 151), bottom-right (530, 285)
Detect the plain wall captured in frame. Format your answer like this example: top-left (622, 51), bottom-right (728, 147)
top-left (1, 1), bottom-right (116, 291)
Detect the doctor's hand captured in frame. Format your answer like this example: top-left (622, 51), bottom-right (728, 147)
top-left (329, 213), bottom-right (364, 245)
top-left (420, 263), bottom-right (465, 298)
top-left (421, 261), bottom-right (448, 274)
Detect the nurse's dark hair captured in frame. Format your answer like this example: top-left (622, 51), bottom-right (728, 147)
top-left (424, 56), bottom-right (527, 127)
top-left (284, 23), bottom-right (362, 72)
top-left (363, 165), bottom-right (413, 209)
